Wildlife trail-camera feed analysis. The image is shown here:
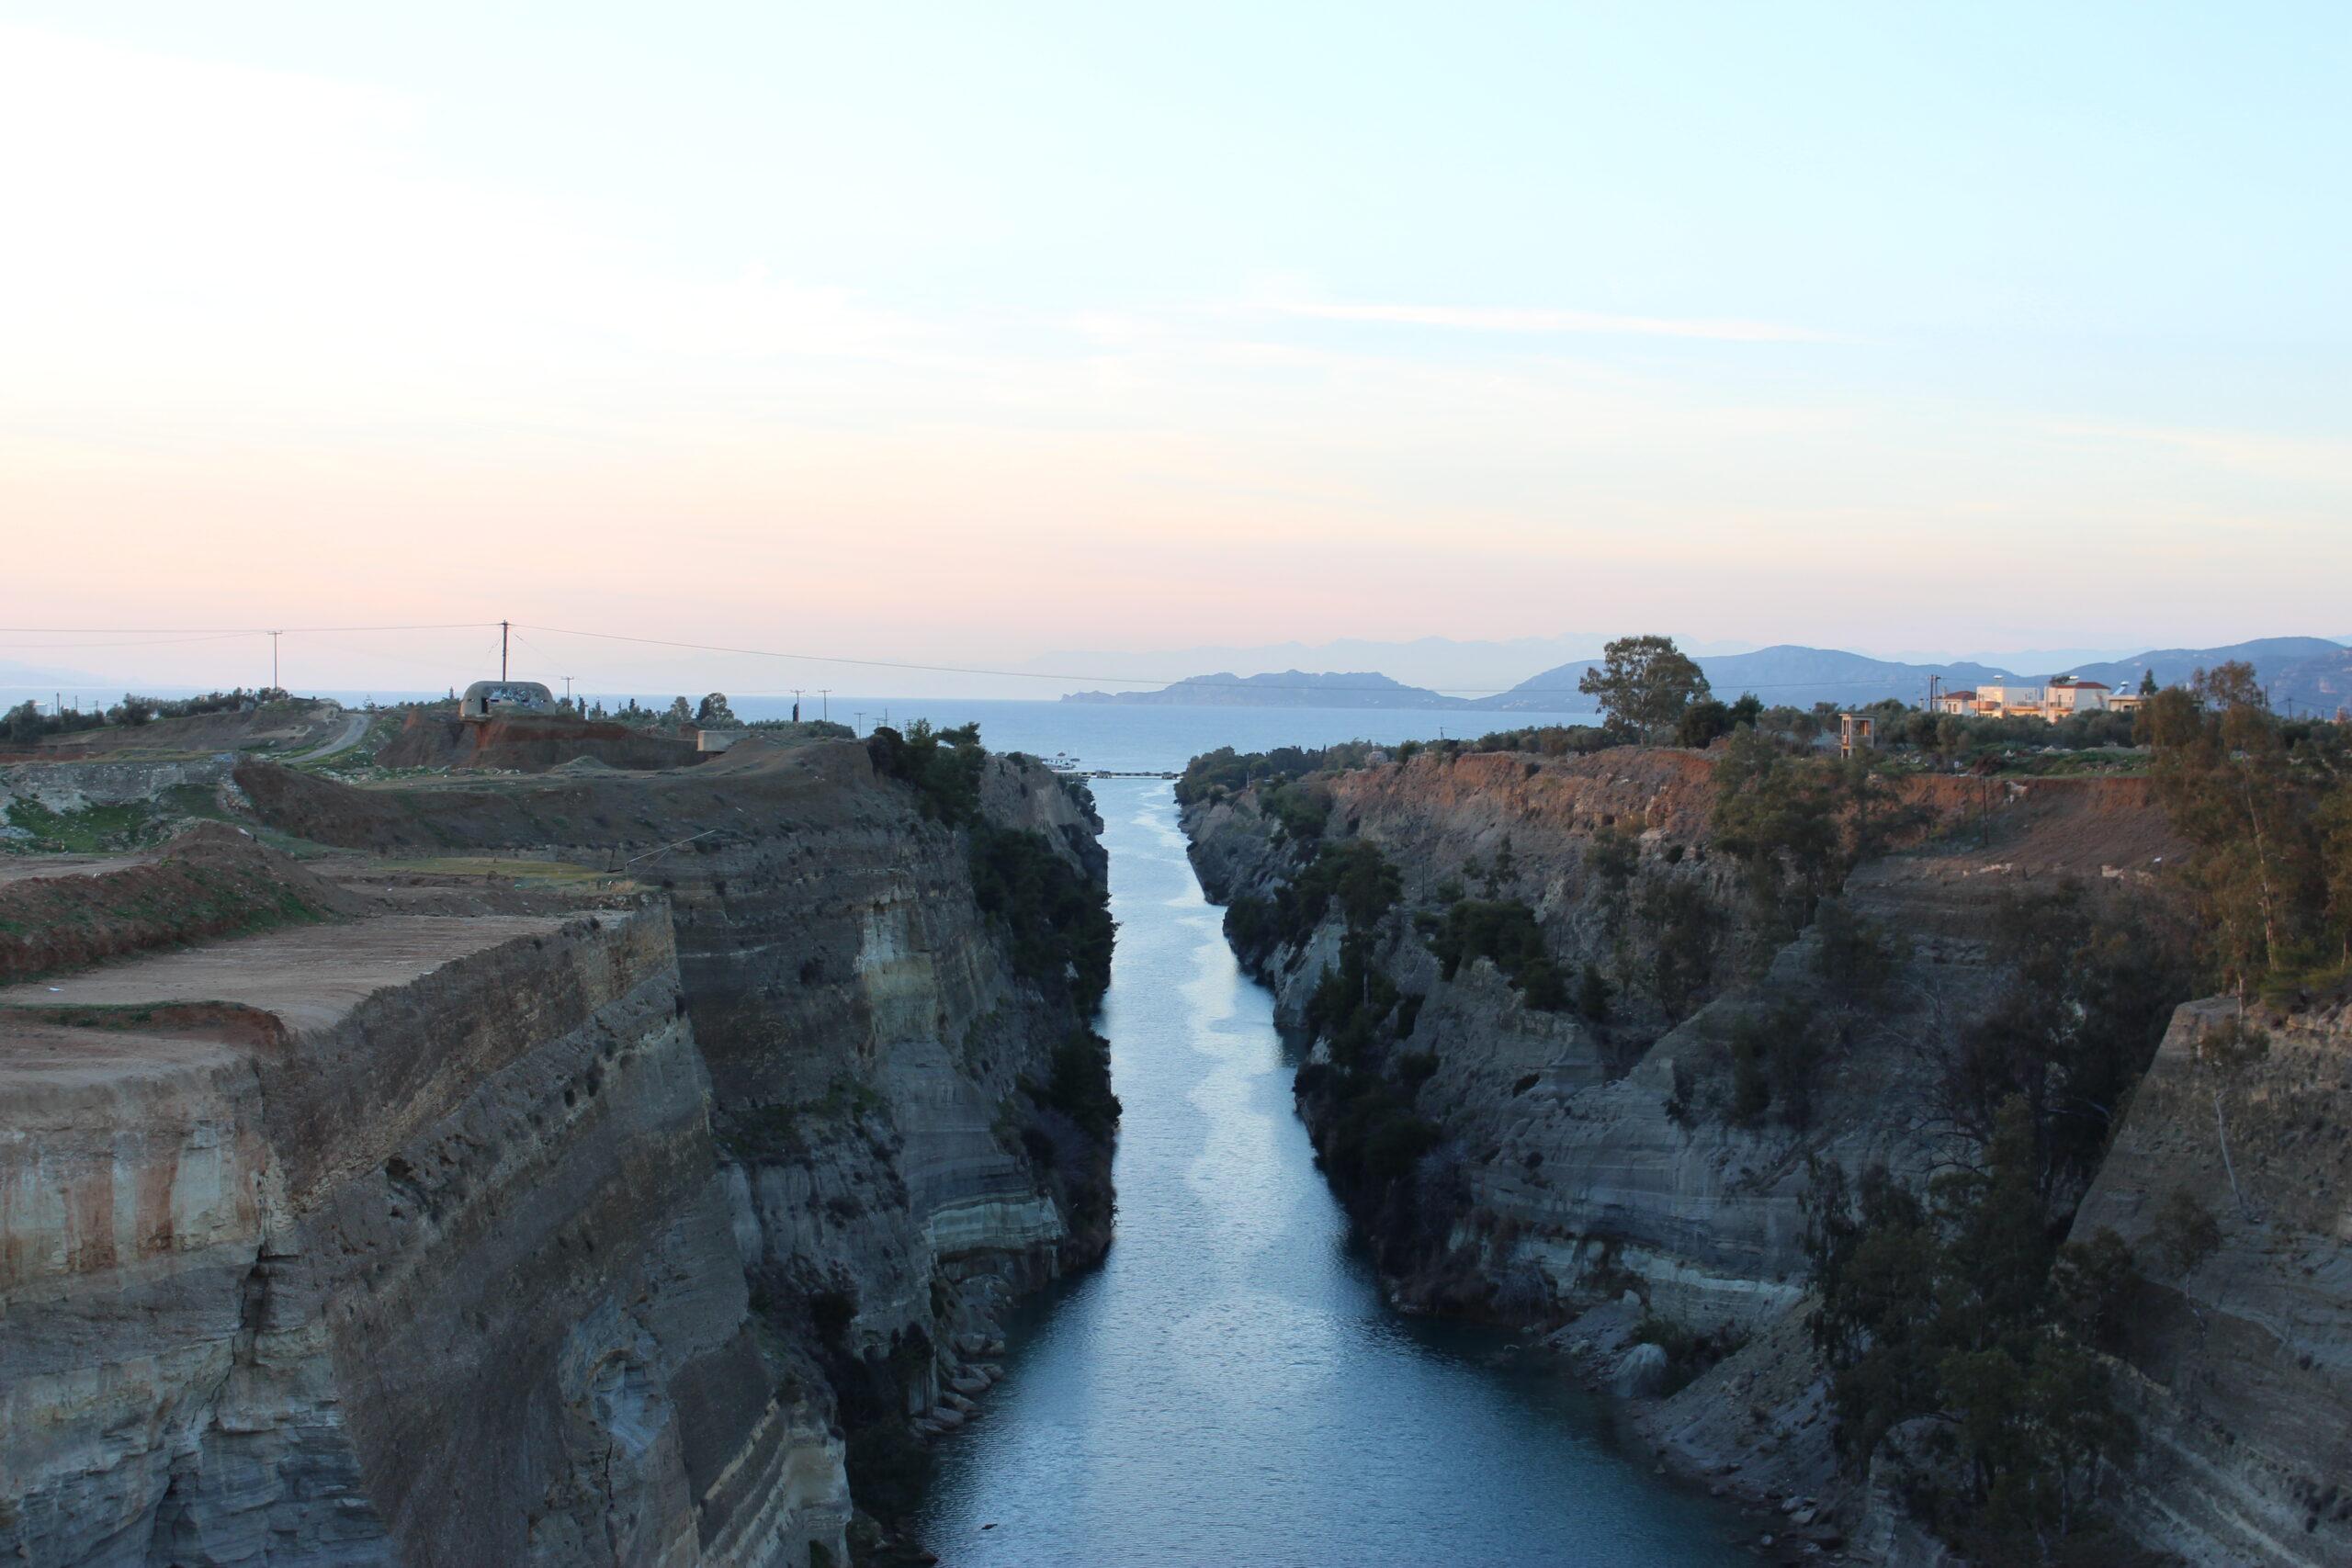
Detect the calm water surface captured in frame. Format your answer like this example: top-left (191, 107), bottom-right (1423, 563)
top-left (918, 780), bottom-right (1747, 1568)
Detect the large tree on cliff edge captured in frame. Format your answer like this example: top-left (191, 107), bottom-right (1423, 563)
top-left (1578, 634), bottom-right (1711, 743)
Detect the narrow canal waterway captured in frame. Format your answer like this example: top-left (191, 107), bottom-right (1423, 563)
top-left (919, 781), bottom-right (1749, 1567)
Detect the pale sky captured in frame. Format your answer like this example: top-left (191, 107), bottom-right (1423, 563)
top-left (4, 3), bottom-right (2348, 697)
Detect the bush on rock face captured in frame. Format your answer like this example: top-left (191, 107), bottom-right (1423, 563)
top-left (1425, 897), bottom-right (1566, 1011)
top-left (969, 824), bottom-right (1114, 1011)
top-left (867, 719), bottom-right (988, 824)
top-left (1805, 1101), bottom-right (2143, 1565)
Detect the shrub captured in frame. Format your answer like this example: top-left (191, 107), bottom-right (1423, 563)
top-left (968, 824), bottom-right (1114, 1010)
top-left (866, 719), bottom-right (987, 825)
top-left (1805, 1104), bottom-right (2138, 1562)
top-left (1037, 1029), bottom-right (1121, 1142)
top-left (1261, 780), bottom-right (1329, 842)
top-left (1176, 744), bottom-right (1332, 805)
top-left (2147, 1186), bottom-right (2222, 1278)
top-left (1426, 897), bottom-right (1566, 1010)
top-left (1230, 840), bottom-right (1401, 963)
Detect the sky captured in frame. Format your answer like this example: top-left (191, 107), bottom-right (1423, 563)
top-left (4, 3), bottom-right (2349, 700)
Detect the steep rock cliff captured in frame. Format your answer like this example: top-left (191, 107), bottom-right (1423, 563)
top-left (2, 734), bottom-right (1113, 1563)
top-left (1184, 747), bottom-right (2194, 1550)
top-left (2, 906), bottom-right (842, 1567)
top-left (235, 737), bottom-right (1114, 1540)
top-left (2070, 999), bottom-right (2352, 1566)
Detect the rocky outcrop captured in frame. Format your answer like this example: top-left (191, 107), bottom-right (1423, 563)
top-left (2, 734), bottom-right (1114, 1563)
top-left (2070, 999), bottom-right (2352, 1566)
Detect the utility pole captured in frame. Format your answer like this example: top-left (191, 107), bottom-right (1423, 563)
top-left (791, 688), bottom-right (803, 723)
top-left (562, 675), bottom-right (574, 708)
top-left (500, 621), bottom-right (511, 682)
top-left (854, 712), bottom-right (865, 735)
top-left (270, 630), bottom-right (281, 691)
top-left (819, 689), bottom-right (830, 721)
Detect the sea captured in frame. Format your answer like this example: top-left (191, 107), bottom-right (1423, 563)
top-left (718, 696), bottom-right (1596, 773)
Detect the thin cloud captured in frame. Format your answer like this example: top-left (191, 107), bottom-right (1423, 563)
top-left (2048, 422), bottom-right (2352, 490)
top-left (1261, 300), bottom-right (1842, 343)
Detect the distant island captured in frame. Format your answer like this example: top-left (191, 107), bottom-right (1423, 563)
top-left (1061, 671), bottom-right (1471, 709)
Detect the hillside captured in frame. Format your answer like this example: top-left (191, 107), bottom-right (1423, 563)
top-left (2060, 635), bottom-right (2342, 692)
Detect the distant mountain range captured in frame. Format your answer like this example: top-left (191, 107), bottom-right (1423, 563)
top-left (2274, 648), bottom-right (2352, 716)
top-left (1475, 645), bottom-right (2018, 713)
top-left (1062, 671), bottom-right (1471, 709)
top-left (2057, 637), bottom-right (2343, 694)
top-left (1062, 637), bottom-right (2352, 715)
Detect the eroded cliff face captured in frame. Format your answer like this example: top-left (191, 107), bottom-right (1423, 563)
top-left (1190, 752), bottom-right (2169, 1301)
top-left (2070, 1000), bottom-right (2352, 1566)
top-left (1182, 747), bottom-right (2203, 1551)
top-left (2, 908), bottom-right (840, 1568)
top-left (3, 735), bottom-right (1114, 1564)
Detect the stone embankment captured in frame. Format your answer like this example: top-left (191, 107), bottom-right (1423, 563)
top-left (1, 731), bottom-right (1114, 1565)
top-left (1182, 745), bottom-right (2324, 1563)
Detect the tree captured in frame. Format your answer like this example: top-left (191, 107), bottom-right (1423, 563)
top-left (1709, 728), bottom-right (1842, 935)
top-left (695, 692), bottom-right (738, 726)
top-left (1938, 883), bottom-right (2192, 1191)
top-left (1807, 1100), bottom-right (2138, 1562)
top-left (664, 695), bottom-right (694, 726)
top-left (1676, 699), bottom-right (1732, 749)
top-left (2141, 662), bottom-right (2328, 992)
top-left (1578, 635), bottom-right (1710, 743)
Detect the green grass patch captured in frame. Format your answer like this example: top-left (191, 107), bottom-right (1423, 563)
top-left (4, 799), bottom-right (159, 854)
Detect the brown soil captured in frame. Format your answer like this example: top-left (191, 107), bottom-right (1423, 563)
top-left (0, 912), bottom-right (574, 1031)
top-left (10, 703), bottom-right (347, 761)
top-left (1889, 772), bottom-right (2186, 879)
top-left (0, 822), bottom-right (368, 985)
top-left (375, 710), bottom-right (707, 773)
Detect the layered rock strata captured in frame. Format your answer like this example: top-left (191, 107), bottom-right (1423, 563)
top-left (2, 907), bottom-right (842, 1567)
top-left (3, 733), bottom-right (1113, 1564)
top-left (1183, 747), bottom-right (2211, 1552)
top-left (2071, 999), bottom-right (2352, 1566)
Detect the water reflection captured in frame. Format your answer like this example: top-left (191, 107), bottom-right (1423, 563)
top-left (919, 783), bottom-right (1747, 1567)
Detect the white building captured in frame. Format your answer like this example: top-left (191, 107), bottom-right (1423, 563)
top-left (1972, 682), bottom-right (2044, 717)
top-left (2042, 677), bottom-right (2112, 716)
